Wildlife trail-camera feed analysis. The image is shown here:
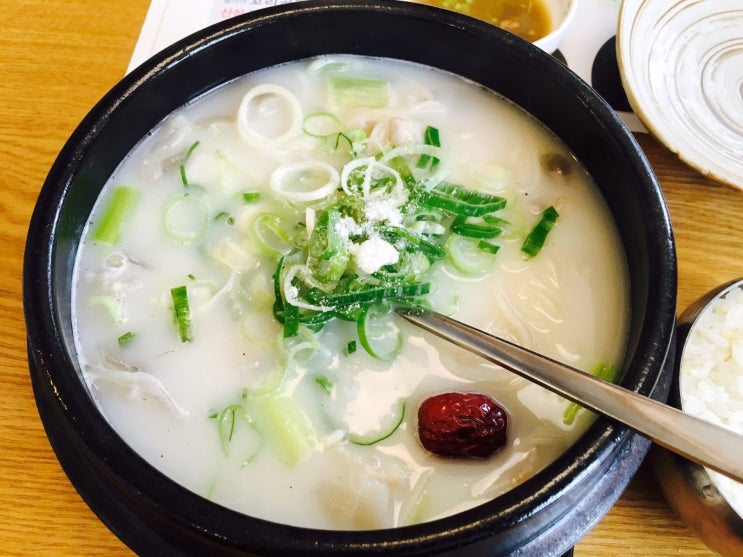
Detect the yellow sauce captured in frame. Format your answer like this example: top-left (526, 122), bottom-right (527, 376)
top-left (418, 0), bottom-right (552, 42)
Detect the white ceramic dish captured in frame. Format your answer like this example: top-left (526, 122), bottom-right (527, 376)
top-left (534, 0), bottom-right (579, 53)
top-left (617, 0), bottom-right (743, 189)
top-left (405, 0), bottom-right (578, 54)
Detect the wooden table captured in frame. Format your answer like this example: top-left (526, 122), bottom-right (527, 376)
top-left (1, 1), bottom-right (738, 554)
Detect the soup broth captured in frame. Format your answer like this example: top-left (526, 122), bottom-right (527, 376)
top-left (72, 56), bottom-right (629, 530)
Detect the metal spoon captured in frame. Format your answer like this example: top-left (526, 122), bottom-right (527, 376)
top-left (396, 305), bottom-right (743, 484)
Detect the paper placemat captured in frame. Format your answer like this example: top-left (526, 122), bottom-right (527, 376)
top-left (127, 0), bottom-right (644, 132)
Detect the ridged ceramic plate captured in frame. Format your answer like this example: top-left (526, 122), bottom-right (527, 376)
top-left (617, 0), bottom-right (743, 189)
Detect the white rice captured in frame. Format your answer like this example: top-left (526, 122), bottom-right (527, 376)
top-left (680, 282), bottom-right (743, 517)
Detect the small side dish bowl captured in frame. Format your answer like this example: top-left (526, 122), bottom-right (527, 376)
top-left (533, 0), bottom-right (579, 53)
top-left (652, 279), bottom-right (743, 557)
top-left (23, 1), bottom-right (676, 555)
top-left (408, 0), bottom-right (577, 53)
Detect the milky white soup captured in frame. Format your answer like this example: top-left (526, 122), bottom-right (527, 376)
top-left (72, 55), bottom-right (629, 530)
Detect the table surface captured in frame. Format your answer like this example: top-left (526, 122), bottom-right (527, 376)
top-left (1, 0), bottom-right (738, 555)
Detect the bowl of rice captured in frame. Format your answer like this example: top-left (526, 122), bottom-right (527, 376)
top-left (652, 278), bottom-right (743, 557)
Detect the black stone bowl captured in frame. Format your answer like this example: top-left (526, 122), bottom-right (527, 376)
top-left (23, 1), bottom-right (677, 555)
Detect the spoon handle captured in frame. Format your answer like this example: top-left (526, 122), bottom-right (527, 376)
top-left (397, 307), bottom-right (743, 483)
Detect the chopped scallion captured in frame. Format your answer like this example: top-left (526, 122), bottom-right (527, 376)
top-left (563, 363), bottom-right (619, 425)
top-left (521, 205), bottom-right (559, 257)
top-left (306, 282), bottom-right (430, 309)
top-left (417, 182), bottom-right (507, 217)
top-left (417, 125), bottom-right (441, 170)
top-left (327, 76), bottom-right (389, 108)
top-left (171, 285), bottom-right (192, 342)
top-left (450, 221), bottom-right (503, 239)
top-left (380, 227), bottom-right (445, 261)
top-left (117, 331), bottom-right (135, 346)
top-left (179, 140), bottom-right (200, 186)
top-left (308, 209), bottom-right (343, 260)
top-left (92, 186), bottom-right (140, 245)
top-left (315, 375), bottom-right (335, 395)
top-left (445, 234), bottom-right (497, 276)
top-left (302, 112), bottom-right (344, 138)
top-left (254, 395), bottom-right (315, 466)
top-left (214, 211), bottom-right (234, 225)
top-left (357, 302), bottom-right (403, 361)
top-left (477, 240), bottom-right (501, 254)
top-left (217, 404), bottom-right (238, 455)
top-left (349, 400), bottom-right (406, 445)
top-left (345, 340), bottom-right (357, 355)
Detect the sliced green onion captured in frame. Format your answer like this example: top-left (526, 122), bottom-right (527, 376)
top-left (117, 331), bottom-right (135, 346)
top-left (212, 401), bottom-right (262, 463)
top-left (279, 325), bottom-right (330, 368)
top-left (302, 112), bottom-right (344, 138)
top-left (269, 160), bottom-right (340, 205)
top-left (417, 125), bottom-right (441, 170)
top-left (92, 186), bottom-right (140, 245)
top-left (340, 156), bottom-right (404, 198)
top-left (380, 227), bottom-right (445, 261)
top-left (308, 249), bottom-right (349, 284)
top-left (381, 145), bottom-right (448, 190)
top-left (477, 240), bottom-right (501, 254)
top-left (163, 192), bottom-right (209, 244)
top-left (214, 211), bottom-right (234, 225)
top-left (386, 156), bottom-right (417, 189)
top-left (408, 219), bottom-right (446, 236)
top-left (563, 363), bottom-right (619, 425)
top-left (357, 301), bottom-right (403, 361)
top-left (308, 209), bottom-right (344, 260)
top-left (242, 191), bottom-right (261, 203)
top-left (217, 404), bottom-right (239, 455)
top-left (349, 400), bottom-right (406, 445)
top-left (327, 76), bottom-right (389, 108)
top-left (283, 298), bottom-right (300, 338)
top-left (333, 129), bottom-right (366, 156)
top-left (248, 213), bottom-right (292, 258)
top-left (345, 339), bottom-right (357, 355)
top-left (521, 205), bottom-right (559, 257)
top-left (254, 395), bottom-right (315, 466)
top-left (445, 234), bottom-right (497, 276)
top-left (306, 282), bottom-right (430, 309)
top-left (417, 182), bottom-right (506, 217)
top-left (87, 295), bottom-right (125, 325)
top-left (272, 256), bottom-right (288, 325)
top-left (482, 213), bottom-right (510, 226)
top-left (179, 140), bottom-right (201, 186)
top-left (450, 221), bottom-right (503, 239)
top-left (315, 375), bottom-right (335, 395)
top-left (171, 285), bottom-right (192, 342)
top-left (372, 251), bottom-right (431, 284)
